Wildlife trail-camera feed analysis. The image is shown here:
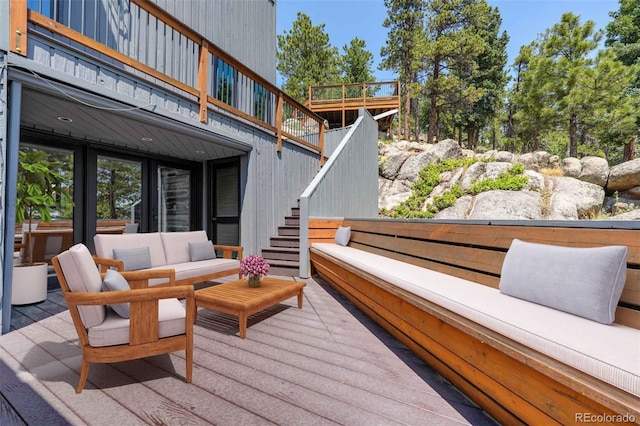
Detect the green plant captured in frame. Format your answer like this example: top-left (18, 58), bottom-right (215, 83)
top-left (468, 164), bottom-right (529, 195)
top-left (16, 150), bottom-right (67, 265)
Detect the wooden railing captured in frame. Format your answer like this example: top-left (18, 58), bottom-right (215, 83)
top-left (9, 0), bottom-right (325, 166)
top-left (308, 81), bottom-right (400, 110)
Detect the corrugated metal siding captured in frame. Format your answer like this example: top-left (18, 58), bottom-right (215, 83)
top-left (151, 0), bottom-right (277, 85)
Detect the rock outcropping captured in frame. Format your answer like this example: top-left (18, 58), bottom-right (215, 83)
top-left (379, 139), bottom-right (640, 220)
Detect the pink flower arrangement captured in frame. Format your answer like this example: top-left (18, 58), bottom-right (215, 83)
top-left (240, 255), bottom-right (270, 278)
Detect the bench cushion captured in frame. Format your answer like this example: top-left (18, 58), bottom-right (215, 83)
top-left (312, 243), bottom-right (640, 397)
top-left (499, 239), bottom-right (627, 324)
top-left (95, 233), bottom-right (167, 267)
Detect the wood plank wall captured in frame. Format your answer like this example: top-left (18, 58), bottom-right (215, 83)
top-left (309, 218), bottom-right (640, 329)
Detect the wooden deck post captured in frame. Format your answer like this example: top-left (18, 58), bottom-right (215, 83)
top-left (319, 123), bottom-right (325, 167)
top-left (197, 40), bottom-right (209, 123)
top-left (341, 84), bottom-right (346, 128)
top-left (275, 91), bottom-right (284, 152)
top-left (10, 0), bottom-right (28, 55)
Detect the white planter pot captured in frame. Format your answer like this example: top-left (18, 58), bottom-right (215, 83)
top-left (12, 263), bottom-right (48, 305)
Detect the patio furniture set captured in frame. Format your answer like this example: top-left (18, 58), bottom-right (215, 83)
top-left (52, 231), bottom-right (305, 393)
top-left (309, 219), bottom-right (640, 424)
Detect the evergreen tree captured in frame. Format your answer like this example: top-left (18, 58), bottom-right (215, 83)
top-left (277, 12), bottom-right (341, 103)
top-left (606, 0), bottom-right (640, 160)
top-left (458, 3), bottom-right (509, 149)
top-left (422, 0), bottom-right (487, 144)
top-left (380, 0), bottom-right (424, 140)
top-left (342, 37), bottom-right (376, 84)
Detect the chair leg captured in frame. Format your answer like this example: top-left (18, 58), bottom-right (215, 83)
top-left (185, 341), bottom-right (193, 383)
top-left (76, 358), bottom-right (90, 393)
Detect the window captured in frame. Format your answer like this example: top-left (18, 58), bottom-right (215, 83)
top-left (215, 58), bottom-right (235, 107)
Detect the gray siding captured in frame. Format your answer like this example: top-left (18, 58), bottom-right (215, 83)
top-left (151, 0), bottom-right (277, 84)
top-left (0, 51), bottom-right (6, 332)
top-left (324, 126), bottom-right (353, 158)
top-left (299, 108), bottom-right (379, 277)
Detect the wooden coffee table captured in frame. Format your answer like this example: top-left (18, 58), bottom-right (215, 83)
top-left (194, 277), bottom-right (305, 338)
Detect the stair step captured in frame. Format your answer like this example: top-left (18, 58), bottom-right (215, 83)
top-left (262, 247), bottom-right (299, 262)
top-left (278, 226), bottom-right (299, 237)
top-left (291, 206), bottom-right (300, 217)
top-left (270, 236), bottom-right (300, 248)
top-left (266, 259), bottom-right (299, 277)
top-left (284, 216), bottom-right (300, 226)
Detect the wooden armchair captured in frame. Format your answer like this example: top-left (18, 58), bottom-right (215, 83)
top-left (52, 244), bottom-right (194, 393)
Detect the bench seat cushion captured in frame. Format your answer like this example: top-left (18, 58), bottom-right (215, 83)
top-left (146, 259), bottom-right (240, 286)
top-left (312, 243), bottom-right (640, 397)
top-left (88, 298), bottom-right (185, 347)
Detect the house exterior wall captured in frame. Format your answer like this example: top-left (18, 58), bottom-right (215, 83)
top-left (150, 0), bottom-right (277, 85)
top-left (0, 50), bottom-right (7, 332)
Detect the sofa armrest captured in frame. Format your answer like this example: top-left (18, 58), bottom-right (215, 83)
top-left (93, 255), bottom-right (124, 273)
top-left (214, 245), bottom-right (243, 261)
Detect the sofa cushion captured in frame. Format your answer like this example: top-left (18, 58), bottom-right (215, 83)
top-left (56, 244), bottom-right (105, 328)
top-left (335, 227), bottom-right (351, 246)
top-left (87, 298), bottom-right (186, 347)
top-left (160, 231), bottom-right (209, 265)
top-left (499, 239), bottom-right (628, 324)
top-left (189, 241), bottom-right (216, 262)
top-left (113, 246), bottom-right (152, 271)
top-left (101, 269), bottom-right (130, 318)
top-left (94, 233), bottom-right (167, 267)
top-left (311, 243), bottom-right (640, 397)
top-left (147, 259), bottom-right (240, 286)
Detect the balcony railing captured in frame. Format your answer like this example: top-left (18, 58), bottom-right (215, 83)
top-left (308, 81), bottom-right (400, 110)
top-left (9, 0), bottom-right (325, 165)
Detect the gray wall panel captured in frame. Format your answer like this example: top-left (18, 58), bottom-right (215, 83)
top-left (299, 109), bottom-right (379, 277)
top-left (324, 126), bottom-right (352, 158)
top-left (150, 0), bottom-right (277, 84)
top-left (0, 51), bottom-right (6, 332)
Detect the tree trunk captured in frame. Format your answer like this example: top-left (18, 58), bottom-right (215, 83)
top-left (427, 61), bottom-right (440, 144)
top-left (467, 128), bottom-right (475, 150)
top-left (623, 135), bottom-right (637, 161)
top-left (413, 99), bottom-right (420, 142)
top-left (403, 84), bottom-right (410, 141)
top-left (458, 127), bottom-right (462, 147)
top-left (569, 113), bottom-right (578, 158)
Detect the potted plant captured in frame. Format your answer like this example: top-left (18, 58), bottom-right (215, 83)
top-left (12, 149), bottom-right (67, 304)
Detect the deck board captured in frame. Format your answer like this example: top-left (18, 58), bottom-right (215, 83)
top-left (1, 277), bottom-right (495, 425)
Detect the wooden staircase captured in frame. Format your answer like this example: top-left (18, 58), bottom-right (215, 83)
top-left (262, 206), bottom-right (300, 276)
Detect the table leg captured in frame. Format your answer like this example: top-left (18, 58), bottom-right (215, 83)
top-left (297, 290), bottom-right (303, 309)
top-left (239, 311), bottom-right (247, 338)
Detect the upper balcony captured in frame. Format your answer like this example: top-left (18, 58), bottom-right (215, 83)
top-left (306, 81), bottom-right (401, 137)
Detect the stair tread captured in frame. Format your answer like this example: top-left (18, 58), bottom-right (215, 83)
top-left (263, 247), bottom-right (299, 253)
top-left (266, 259), bottom-right (300, 267)
top-left (271, 235), bottom-right (299, 240)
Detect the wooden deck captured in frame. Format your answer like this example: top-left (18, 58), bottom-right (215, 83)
top-left (1, 276), bottom-right (495, 425)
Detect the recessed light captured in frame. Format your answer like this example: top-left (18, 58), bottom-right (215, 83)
top-left (141, 137), bottom-right (153, 142)
top-left (57, 116), bottom-right (73, 122)
top-left (195, 150), bottom-right (205, 154)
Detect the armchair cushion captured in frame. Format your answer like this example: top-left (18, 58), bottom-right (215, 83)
top-left (101, 269), bottom-right (130, 318)
top-left (113, 246), bottom-right (152, 271)
top-left (87, 298), bottom-right (186, 347)
top-left (55, 244), bottom-right (106, 328)
top-left (189, 241), bottom-right (216, 262)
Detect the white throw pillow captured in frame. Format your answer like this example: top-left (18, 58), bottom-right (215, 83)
top-left (499, 239), bottom-right (627, 324)
top-left (335, 227), bottom-right (351, 246)
top-left (102, 269), bottom-right (130, 319)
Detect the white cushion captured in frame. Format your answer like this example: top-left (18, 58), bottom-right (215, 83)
top-left (189, 241), bottom-right (216, 261)
top-left (160, 231), bottom-right (208, 265)
top-left (88, 298), bottom-right (186, 347)
top-left (94, 233), bottom-right (167, 267)
top-left (147, 259), bottom-right (240, 286)
top-left (56, 244), bottom-right (105, 328)
top-left (335, 227), bottom-right (351, 246)
top-left (311, 243), bottom-right (640, 397)
top-left (102, 269), bottom-right (130, 318)
top-left (499, 239), bottom-right (627, 324)
top-left (113, 246), bottom-right (152, 271)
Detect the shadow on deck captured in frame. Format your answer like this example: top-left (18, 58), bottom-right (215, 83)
top-left (1, 276), bottom-right (495, 425)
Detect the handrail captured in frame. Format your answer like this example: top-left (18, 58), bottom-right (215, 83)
top-left (10, 0), bottom-right (325, 165)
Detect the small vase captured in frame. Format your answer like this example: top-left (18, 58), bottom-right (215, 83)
top-left (248, 276), bottom-right (261, 288)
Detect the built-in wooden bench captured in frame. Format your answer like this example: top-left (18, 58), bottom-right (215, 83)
top-left (309, 218), bottom-right (640, 425)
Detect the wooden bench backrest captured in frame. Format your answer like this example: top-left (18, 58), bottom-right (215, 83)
top-left (22, 230), bottom-right (74, 265)
top-left (309, 218), bottom-right (640, 329)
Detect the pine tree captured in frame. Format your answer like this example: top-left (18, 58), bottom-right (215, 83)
top-left (606, 0), bottom-right (640, 160)
top-left (277, 12), bottom-right (341, 103)
top-left (342, 37), bottom-right (375, 84)
top-left (380, 0), bottom-right (424, 141)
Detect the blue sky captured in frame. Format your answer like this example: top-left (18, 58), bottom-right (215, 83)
top-left (276, 0), bottom-right (620, 84)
